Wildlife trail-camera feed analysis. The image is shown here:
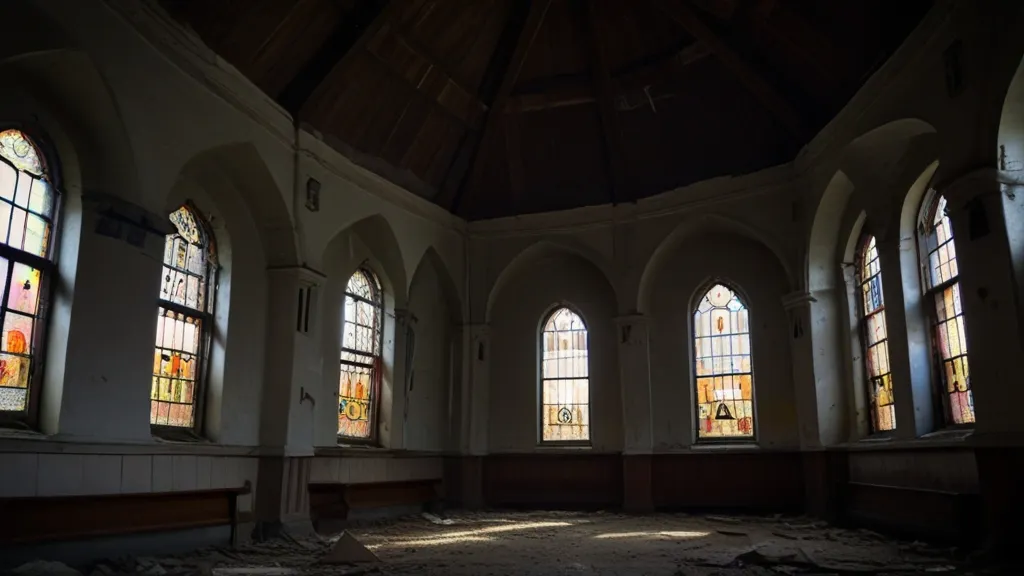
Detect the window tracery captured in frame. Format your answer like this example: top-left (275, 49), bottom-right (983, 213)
top-left (339, 268), bottom-right (383, 440)
top-left (151, 204), bottom-right (217, 430)
top-left (0, 129), bottom-right (58, 421)
top-left (919, 195), bottom-right (973, 425)
top-left (540, 307), bottom-right (590, 443)
top-left (857, 235), bottom-right (896, 433)
top-left (694, 284), bottom-right (755, 439)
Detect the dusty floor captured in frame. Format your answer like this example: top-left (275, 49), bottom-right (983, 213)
top-left (67, 511), bottom-right (1000, 575)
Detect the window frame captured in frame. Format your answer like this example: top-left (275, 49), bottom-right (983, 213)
top-left (337, 266), bottom-right (384, 445)
top-left (0, 126), bottom-right (63, 430)
top-left (691, 281), bottom-right (758, 444)
top-left (537, 303), bottom-right (591, 446)
top-left (855, 234), bottom-right (897, 436)
top-left (916, 191), bottom-right (974, 428)
top-left (150, 202), bottom-right (219, 439)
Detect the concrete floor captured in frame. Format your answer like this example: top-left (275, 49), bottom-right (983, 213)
top-left (81, 511), bottom-right (997, 575)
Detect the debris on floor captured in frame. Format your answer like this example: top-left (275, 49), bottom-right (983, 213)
top-left (11, 511), bottom-right (1004, 575)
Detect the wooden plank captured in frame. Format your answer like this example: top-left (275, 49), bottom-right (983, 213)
top-left (437, 0), bottom-right (554, 213)
top-left (654, 0), bottom-right (805, 138)
top-left (584, 0), bottom-right (628, 204)
top-left (280, 0), bottom-right (395, 116)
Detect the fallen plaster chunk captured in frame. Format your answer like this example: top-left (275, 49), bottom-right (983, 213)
top-left (320, 531), bottom-right (381, 565)
top-left (422, 512), bottom-right (455, 525)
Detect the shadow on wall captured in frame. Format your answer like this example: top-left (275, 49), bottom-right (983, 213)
top-left (487, 246), bottom-right (622, 452)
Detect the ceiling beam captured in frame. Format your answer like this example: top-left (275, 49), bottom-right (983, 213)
top-left (654, 0), bottom-right (806, 138)
top-left (437, 0), bottom-right (553, 213)
top-left (583, 0), bottom-right (628, 204)
top-left (504, 42), bottom-right (711, 113)
top-left (366, 27), bottom-right (487, 129)
top-left (277, 0), bottom-right (395, 116)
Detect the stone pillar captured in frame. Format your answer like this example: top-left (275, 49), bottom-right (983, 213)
top-left (782, 292), bottom-right (824, 448)
top-left (943, 171), bottom-right (1024, 554)
top-left (614, 315), bottom-right (654, 512)
top-left (443, 323), bottom-right (489, 509)
top-left (384, 308), bottom-right (412, 449)
top-left (255, 266), bottom-right (324, 537)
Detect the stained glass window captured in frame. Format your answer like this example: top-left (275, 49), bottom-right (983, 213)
top-left (0, 129), bottom-right (57, 420)
top-left (540, 307), bottom-right (590, 443)
top-left (857, 236), bottom-right (896, 433)
top-left (920, 195), bottom-right (973, 425)
top-left (694, 284), bottom-right (755, 439)
top-left (151, 205), bottom-right (217, 430)
top-left (339, 268), bottom-right (383, 440)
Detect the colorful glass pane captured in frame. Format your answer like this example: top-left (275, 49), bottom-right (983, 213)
top-left (541, 307), bottom-right (590, 443)
top-left (151, 205), bottom-right (216, 429)
top-left (858, 235), bottom-right (896, 433)
top-left (694, 284), bottom-right (754, 439)
top-left (922, 196), bottom-right (974, 425)
top-left (339, 268), bottom-right (383, 440)
top-left (0, 130), bottom-right (43, 175)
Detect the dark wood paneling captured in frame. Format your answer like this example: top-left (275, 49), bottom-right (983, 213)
top-left (483, 454), bottom-right (622, 509)
top-left (845, 482), bottom-right (982, 543)
top-left (309, 480), bottom-right (442, 524)
top-left (652, 452), bottom-right (804, 513)
top-left (975, 446), bottom-right (1024, 556)
top-left (0, 489), bottom-right (241, 545)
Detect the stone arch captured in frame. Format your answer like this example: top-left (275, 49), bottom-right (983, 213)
top-left (485, 239), bottom-right (618, 323)
top-left (411, 246), bottom-right (464, 325)
top-left (638, 213), bottom-right (794, 315)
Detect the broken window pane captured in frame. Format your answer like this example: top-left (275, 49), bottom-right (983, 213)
top-left (339, 268), bottom-right (383, 440)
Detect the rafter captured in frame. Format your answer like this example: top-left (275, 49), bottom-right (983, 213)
top-left (278, 0), bottom-right (396, 116)
top-left (654, 0), bottom-right (805, 138)
top-left (584, 0), bottom-right (628, 204)
top-left (437, 0), bottom-right (553, 213)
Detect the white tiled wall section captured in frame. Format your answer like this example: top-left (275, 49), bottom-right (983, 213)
top-left (309, 457), bottom-right (443, 484)
top-left (0, 453), bottom-right (259, 511)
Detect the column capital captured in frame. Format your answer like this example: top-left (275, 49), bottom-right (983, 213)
top-left (781, 291), bottom-right (816, 310)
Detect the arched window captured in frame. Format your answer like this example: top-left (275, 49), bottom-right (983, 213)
top-left (857, 235), bottom-right (896, 433)
top-left (694, 284), bottom-right (754, 439)
top-left (0, 129), bottom-right (59, 423)
top-left (151, 205), bottom-right (217, 431)
top-left (919, 195), bottom-right (973, 424)
top-left (339, 268), bottom-right (383, 441)
top-left (540, 307), bottom-right (590, 443)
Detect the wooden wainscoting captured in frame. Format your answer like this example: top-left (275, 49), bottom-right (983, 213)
top-left (652, 451), bottom-right (805, 513)
top-left (308, 479), bottom-right (442, 526)
top-left (0, 487), bottom-right (247, 545)
top-left (845, 482), bottom-right (981, 542)
top-left (482, 453), bottom-right (623, 509)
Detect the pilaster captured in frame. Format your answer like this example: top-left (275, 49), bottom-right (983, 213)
top-left (614, 314), bottom-right (653, 512)
top-left (781, 291), bottom-right (824, 448)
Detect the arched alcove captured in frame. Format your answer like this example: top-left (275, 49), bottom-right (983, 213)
top-left (316, 214), bottom-right (408, 448)
top-left (406, 247), bottom-right (464, 451)
top-left (487, 247), bottom-right (620, 452)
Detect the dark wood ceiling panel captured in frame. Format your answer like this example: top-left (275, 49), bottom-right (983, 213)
top-left (161, 0), bottom-right (934, 218)
top-left (515, 0), bottom-right (590, 85)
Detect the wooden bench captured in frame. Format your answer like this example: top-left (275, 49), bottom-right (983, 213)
top-left (308, 480), bottom-right (442, 529)
top-left (844, 481), bottom-right (982, 543)
top-left (0, 483), bottom-right (251, 546)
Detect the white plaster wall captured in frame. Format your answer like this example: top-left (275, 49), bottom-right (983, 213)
top-left (487, 251), bottom-right (622, 452)
top-left (406, 257), bottom-right (455, 451)
top-left (646, 233), bottom-right (798, 450)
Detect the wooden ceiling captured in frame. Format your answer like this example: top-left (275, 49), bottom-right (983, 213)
top-left (161, 0), bottom-right (933, 220)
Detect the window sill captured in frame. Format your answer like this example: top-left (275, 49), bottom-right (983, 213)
top-left (315, 445), bottom-right (445, 458)
top-left (836, 429), bottom-right (973, 452)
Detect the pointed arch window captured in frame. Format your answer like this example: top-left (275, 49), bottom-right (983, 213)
top-left (694, 284), bottom-right (755, 439)
top-left (339, 268), bottom-right (383, 441)
top-left (540, 307), bottom-right (590, 443)
top-left (919, 195), bottom-right (973, 425)
top-left (151, 205), bottom-right (217, 431)
top-left (0, 129), bottom-right (59, 423)
top-left (857, 236), bottom-right (896, 433)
